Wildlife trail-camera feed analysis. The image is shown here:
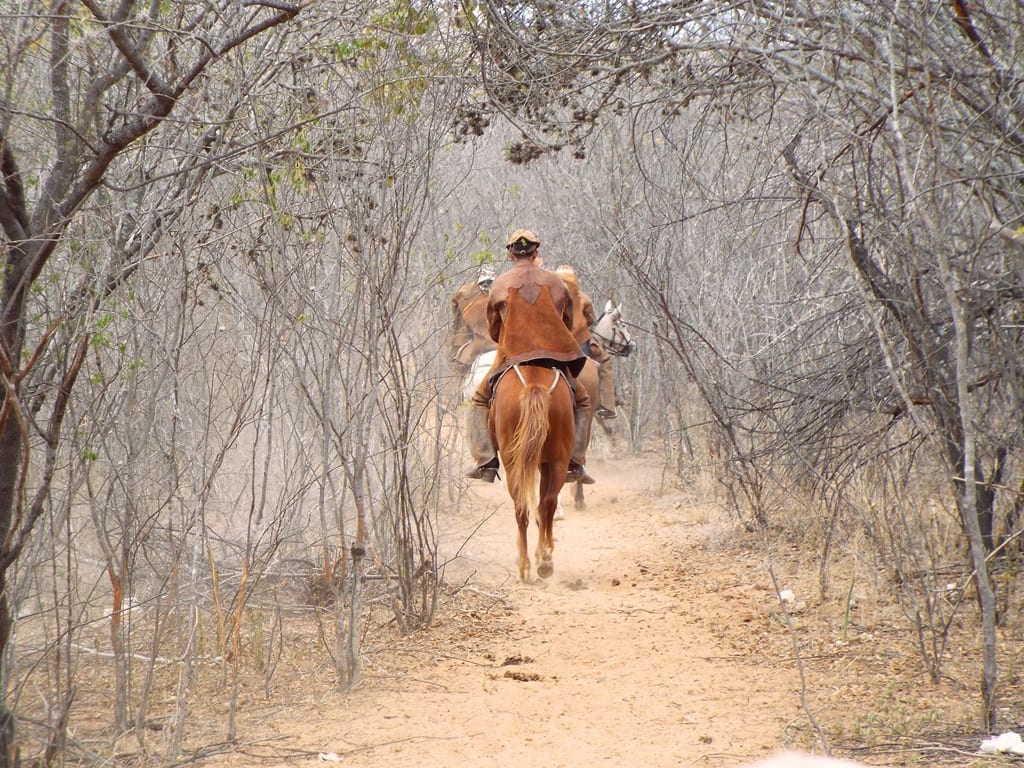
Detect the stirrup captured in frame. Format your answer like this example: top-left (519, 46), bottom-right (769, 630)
top-left (465, 459), bottom-right (499, 483)
top-left (595, 406), bottom-right (616, 419)
top-left (566, 462), bottom-right (595, 485)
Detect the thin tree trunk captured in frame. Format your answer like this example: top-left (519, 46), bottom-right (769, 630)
top-left (936, 250), bottom-right (999, 729)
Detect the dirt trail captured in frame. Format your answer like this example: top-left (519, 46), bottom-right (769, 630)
top-left (208, 454), bottom-right (806, 767)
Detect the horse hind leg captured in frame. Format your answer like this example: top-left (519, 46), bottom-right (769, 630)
top-left (535, 508), bottom-right (554, 579)
top-left (516, 505), bottom-right (531, 582)
top-left (534, 471), bottom-right (559, 579)
top-left (573, 479), bottom-right (585, 510)
top-left (554, 495), bottom-right (565, 521)
top-left (537, 556), bottom-right (554, 580)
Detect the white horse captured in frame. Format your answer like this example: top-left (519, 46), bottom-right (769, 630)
top-left (592, 300), bottom-right (636, 358)
top-left (463, 349), bottom-right (497, 404)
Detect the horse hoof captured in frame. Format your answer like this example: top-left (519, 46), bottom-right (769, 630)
top-left (537, 561), bottom-right (553, 579)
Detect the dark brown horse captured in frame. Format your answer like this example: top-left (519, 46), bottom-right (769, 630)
top-left (490, 363), bottom-right (574, 581)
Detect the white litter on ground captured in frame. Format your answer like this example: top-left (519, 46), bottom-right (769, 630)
top-left (980, 731), bottom-right (1024, 756)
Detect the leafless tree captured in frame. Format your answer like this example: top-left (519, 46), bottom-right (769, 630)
top-left (2, 0), bottom-right (482, 758)
top-left (0, 1), bottom-right (315, 761)
top-left (462, 0), bottom-right (1023, 729)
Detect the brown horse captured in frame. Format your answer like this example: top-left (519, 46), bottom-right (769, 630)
top-left (477, 355), bottom-right (604, 512)
top-left (448, 294), bottom-right (495, 370)
top-left (491, 363), bottom-right (574, 581)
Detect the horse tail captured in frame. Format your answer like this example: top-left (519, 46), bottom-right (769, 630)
top-left (505, 384), bottom-right (550, 515)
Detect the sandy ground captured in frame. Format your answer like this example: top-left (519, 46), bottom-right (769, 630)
top-left (201, 451), bottom-right (824, 768)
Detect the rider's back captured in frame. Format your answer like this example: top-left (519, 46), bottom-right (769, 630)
top-left (487, 262), bottom-right (583, 376)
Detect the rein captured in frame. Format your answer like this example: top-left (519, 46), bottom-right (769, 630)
top-left (593, 328), bottom-right (634, 357)
top-left (592, 310), bottom-right (635, 357)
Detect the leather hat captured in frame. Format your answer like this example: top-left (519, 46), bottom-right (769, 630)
top-left (505, 229), bottom-right (541, 249)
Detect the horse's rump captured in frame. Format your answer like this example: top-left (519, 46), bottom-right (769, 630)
top-left (502, 382), bottom-right (551, 514)
top-left (493, 364), bottom-right (571, 468)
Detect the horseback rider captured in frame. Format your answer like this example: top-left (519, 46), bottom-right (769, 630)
top-left (465, 229), bottom-right (595, 485)
top-left (447, 264), bottom-right (497, 369)
top-left (554, 264), bottom-right (617, 419)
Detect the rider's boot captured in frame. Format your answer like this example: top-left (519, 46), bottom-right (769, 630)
top-left (464, 405), bottom-right (499, 482)
top-left (566, 407), bottom-right (595, 485)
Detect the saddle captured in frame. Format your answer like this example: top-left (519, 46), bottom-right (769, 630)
top-left (487, 358), bottom-right (580, 408)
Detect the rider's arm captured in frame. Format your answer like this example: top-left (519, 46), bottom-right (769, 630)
top-left (560, 287), bottom-right (575, 332)
top-left (580, 291), bottom-right (596, 327)
top-left (486, 292), bottom-right (505, 344)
